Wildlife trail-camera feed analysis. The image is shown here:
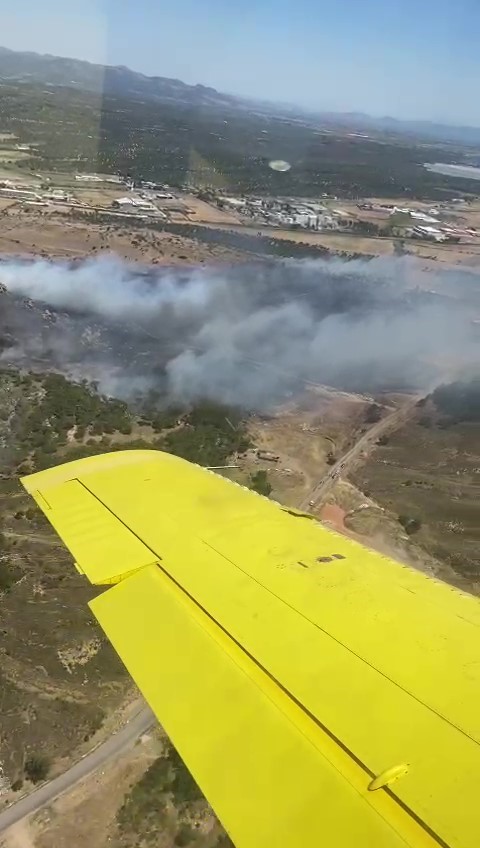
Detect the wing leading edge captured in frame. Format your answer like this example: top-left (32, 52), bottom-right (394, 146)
top-left (21, 450), bottom-right (480, 848)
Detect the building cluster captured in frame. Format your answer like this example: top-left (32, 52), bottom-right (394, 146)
top-left (409, 223), bottom-right (476, 243)
top-left (358, 202), bottom-right (440, 222)
top-left (0, 172), bottom-right (180, 220)
top-left (220, 196), bottom-right (347, 230)
top-left (357, 200), bottom-right (477, 243)
top-left (0, 179), bottom-right (73, 205)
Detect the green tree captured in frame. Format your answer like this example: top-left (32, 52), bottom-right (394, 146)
top-left (365, 404), bottom-right (382, 424)
top-left (249, 470), bottom-right (272, 497)
top-left (398, 515), bottom-right (422, 535)
top-left (24, 754), bottom-right (50, 784)
top-left (0, 562), bottom-right (14, 592)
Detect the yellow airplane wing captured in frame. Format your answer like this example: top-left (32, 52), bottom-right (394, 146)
top-left (21, 450), bottom-right (480, 848)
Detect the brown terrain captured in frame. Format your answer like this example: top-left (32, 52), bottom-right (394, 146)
top-left (0, 207), bottom-right (247, 265)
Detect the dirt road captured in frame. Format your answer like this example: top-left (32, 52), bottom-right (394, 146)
top-left (0, 707), bottom-right (155, 834)
top-left (299, 398), bottom-right (419, 511)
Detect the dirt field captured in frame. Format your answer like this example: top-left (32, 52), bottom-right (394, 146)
top-left (351, 409), bottom-right (480, 593)
top-left (181, 195), bottom-right (241, 224)
top-left (223, 388), bottom-right (374, 508)
top-left (0, 210), bottom-right (247, 265)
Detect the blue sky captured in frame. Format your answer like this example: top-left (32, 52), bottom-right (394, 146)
top-left (1, 0), bottom-right (479, 125)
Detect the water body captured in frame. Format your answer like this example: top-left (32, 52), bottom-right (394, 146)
top-left (424, 162), bottom-right (480, 181)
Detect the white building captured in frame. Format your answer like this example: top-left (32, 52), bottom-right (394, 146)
top-left (412, 225), bottom-right (446, 242)
top-left (112, 196), bottom-right (157, 213)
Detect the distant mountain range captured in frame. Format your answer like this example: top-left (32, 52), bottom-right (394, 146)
top-left (1, 44), bottom-right (480, 146)
top-left (0, 45), bottom-right (243, 110)
top-left (309, 110), bottom-right (480, 146)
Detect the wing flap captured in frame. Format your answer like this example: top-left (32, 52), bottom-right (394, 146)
top-left (25, 477), bottom-right (157, 584)
top-left (90, 563), bottom-right (436, 848)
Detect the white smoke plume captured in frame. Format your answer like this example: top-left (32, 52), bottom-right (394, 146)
top-left (0, 254), bottom-right (478, 407)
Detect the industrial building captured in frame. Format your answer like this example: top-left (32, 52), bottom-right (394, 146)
top-left (112, 196), bottom-right (158, 213)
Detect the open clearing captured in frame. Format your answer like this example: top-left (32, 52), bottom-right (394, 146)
top-left (0, 211), bottom-right (248, 265)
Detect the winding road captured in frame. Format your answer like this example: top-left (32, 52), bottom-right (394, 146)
top-left (0, 706), bottom-right (155, 834)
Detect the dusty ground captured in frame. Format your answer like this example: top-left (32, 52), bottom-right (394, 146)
top-left (181, 195), bottom-right (241, 225)
top-left (227, 388), bottom-right (373, 507)
top-left (0, 730), bottom-right (163, 848)
top-left (0, 209), bottom-right (247, 265)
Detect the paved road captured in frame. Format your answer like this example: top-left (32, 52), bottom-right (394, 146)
top-left (299, 398), bottom-right (419, 512)
top-left (0, 706), bottom-right (155, 833)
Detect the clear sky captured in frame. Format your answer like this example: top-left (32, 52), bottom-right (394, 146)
top-left (0, 0), bottom-right (479, 125)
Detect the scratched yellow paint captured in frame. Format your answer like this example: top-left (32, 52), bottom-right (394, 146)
top-left (22, 450), bottom-right (480, 848)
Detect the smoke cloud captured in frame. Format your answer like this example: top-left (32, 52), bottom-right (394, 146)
top-left (0, 254), bottom-right (478, 407)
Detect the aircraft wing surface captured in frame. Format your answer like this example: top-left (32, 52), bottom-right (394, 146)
top-left (21, 449), bottom-right (480, 848)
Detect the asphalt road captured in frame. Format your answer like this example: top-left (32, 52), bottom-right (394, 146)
top-left (299, 398), bottom-right (419, 511)
top-left (0, 706), bottom-right (155, 833)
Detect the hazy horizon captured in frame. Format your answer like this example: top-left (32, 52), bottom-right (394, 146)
top-left (0, 0), bottom-right (479, 127)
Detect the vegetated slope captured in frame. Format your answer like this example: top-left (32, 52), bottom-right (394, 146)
top-left (0, 45), bottom-right (241, 109)
top-left (114, 743), bottom-right (233, 848)
top-left (351, 377), bottom-right (480, 590)
top-left (4, 45), bottom-right (480, 147)
top-left (0, 368), bottom-right (250, 810)
top-left (1, 55), bottom-right (478, 197)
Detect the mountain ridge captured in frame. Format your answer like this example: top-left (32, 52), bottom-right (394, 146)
top-left (1, 44), bottom-right (480, 144)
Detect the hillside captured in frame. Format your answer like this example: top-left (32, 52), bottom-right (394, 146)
top-left (0, 45), bottom-right (240, 110)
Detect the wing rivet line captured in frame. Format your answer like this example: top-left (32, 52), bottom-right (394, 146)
top-left (368, 764), bottom-right (409, 791)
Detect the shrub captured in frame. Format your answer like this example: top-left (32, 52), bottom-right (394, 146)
top-left (24, 754), bottom-right (50, 784)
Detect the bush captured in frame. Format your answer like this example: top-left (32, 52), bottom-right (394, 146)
top-left (0, 562), bottom-right (14, 592)
top-left (175, 825), bottom-right (195, 846)
top-left (365, 404), bottom-right (382, 424)
top-left (24, 754), bottom-right (50, 784)
top-left (398, 514), bottom-right (422, 535)
top-left (249, 470), bottom-right (272, 497)
top-left (11, 779), bottom-right (23, 792)
top-left (169, 748), bottom-right (203, 805)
